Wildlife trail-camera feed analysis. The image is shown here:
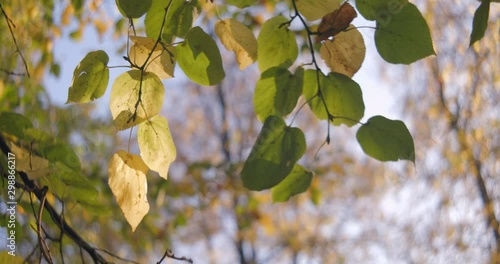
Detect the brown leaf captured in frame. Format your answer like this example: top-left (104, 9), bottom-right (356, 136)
top-left (316, 2), bottom-right (357, 42)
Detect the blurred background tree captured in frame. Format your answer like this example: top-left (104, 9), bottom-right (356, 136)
top-left (0, 0), bottom-right (498, 263)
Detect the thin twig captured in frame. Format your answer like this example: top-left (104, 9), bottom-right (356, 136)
top-left (37, 186), bottom-right (54, 264)
top-left (0, 68), bottom-right (26, 76)
top-left (157, 249), bottom-right (193, 264)
top-left (0, 136), bottom-right (108, 264)
top-left (290, 0), bottom-right (334, 144)
top-left (0, 3), bottom-right (30, 77)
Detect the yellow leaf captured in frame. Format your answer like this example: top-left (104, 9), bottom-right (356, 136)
top-left (138, 115), bottom-right (176, 180)
top-left (109, 70), bottom-right (164, 130)
top-left (215, 18), bottom-right (257, 70)
top-left (108, 150), bottom-right (150, 231)
top-left (129, 36), bottom-right (175, 80)
top-left (8, 142), bottom-right (51, 179)
top-left (320, 25), bottom-right (365, 77)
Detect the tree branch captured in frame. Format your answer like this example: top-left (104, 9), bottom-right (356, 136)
top-left (430, 58), bottom-right (500, 259)
top-left (0, 135), bottom-right (108, 264)
top-left (157, 248), bottom-right (193, 264)
top-left (0, 3), bottom-right (30, 77)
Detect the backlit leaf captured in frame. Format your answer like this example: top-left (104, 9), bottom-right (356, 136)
top-left (108, 150), bottom-right (150, 231)
top-left (296, 0), bottom-right (341, 21)
top-left (163, 0), bottom-right (199, 42)
top-left (272, 164), bottom-right (313, 202)
top-left (356, 115), bottom-right (415, 163)
top-left (67, 50), bottom-right (109, 103)
top-left (116, 0), bottom-right (152, 18)
top-left (253, 67), bottom-right (303, 121)
top-left (374, 3), bottom-right (435, 64)
top-left (320, 25), bottom-right (365, 77)
top-left (129, 36), bottom-right (176, 79)
top-left (138, 115), bottom-right (176, 180)
top-left (145, 0), bottom-right (166, 40)
top-left (215, 18), bottom-right (257, 70)
top-left (257, 16), bottom-right (298, 72)
top-left (355, 0), bottom-right (408, 22)
top-left (302, 70), bottom-right (364, 126)
top-left (317, 2), bottom-right (357, 42)
top-left (177, 26), bottom-right (225, 85)
top-left (109, 70), bottom-right (164, 130)
top-left (241, 116), bottom-right (306, 191)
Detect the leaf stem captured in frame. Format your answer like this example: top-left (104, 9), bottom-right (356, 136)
top-left (290, 0), bottom-right (333, 143)
top-left (140, 0), bottom-right (174, 71)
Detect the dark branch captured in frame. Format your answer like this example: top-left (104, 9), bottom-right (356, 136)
top-left (0, 136), bottom-right (108, 264)
top-left (157, 248), bottom-right (193, 264)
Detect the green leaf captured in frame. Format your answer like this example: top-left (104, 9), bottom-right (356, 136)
top-left (0, 112), bottom-right (33, 138)
top-left (67, 50), bottom-right (109, 103)
top-left (469, 1), bottom-right (490, 46)
top-left (355, 0), bottom-right (408, 21)
top-left (109, 70), bottom-right (164, 130)
top-left (257, 16), bottom-right (298, 72)
top-left (38, 162), bottom-right (98, 207)
top-left (272, 164), bottom-right (313, 202)
top-left (138, 115), bottom-right (176, 180)
top-left (72, 0), bottom-right (84, 12)
top-left (356, 115), bottom-right (415, 163)
top-left (162, 0), bottom-right (199, 42)
top-left (241, 116), bottom-right (306, 191)
top-left (116, 0), bottom-right (152, 18)
top-left (0, 252), bottom-right (24, 264)
top-left (296, 0), bottom-right (341, 21)
top-left (226, 0), bottom-right (257, 8)
top-left (177, 26), bottom-right (225, 86)
top-left (302, 70), bottom-right (364, 126)
top-left (254, 67), bottom-right (303, 122)
top-left (374, 3), bottom-right (435, 64)
top-left (42, 144), bottom-right (81, 171)
top-left (145, 0), bottom-right (166, 40)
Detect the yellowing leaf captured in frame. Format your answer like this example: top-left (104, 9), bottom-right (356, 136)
top-left (215, 18), bottom-right (257, 70)
top-left (296, 0), bottom-right (341, 21)
top-left (7, 142), bottom-right (51, 179)
top-left (129, 36), bottom-right (175, 80)
top-left (109, 70), bottom-right (164, 130)
top-left (108, 150), bottom-right (150, 231)
top-left (138, 115), bottom-right (176, 180)
top-left (320, 25), bottom-right (365, 77)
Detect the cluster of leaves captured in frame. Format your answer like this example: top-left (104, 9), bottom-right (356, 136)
top-left (65, 0), bottom-right (435, 231)
top-left (0, 112), bottom-right (102, 211)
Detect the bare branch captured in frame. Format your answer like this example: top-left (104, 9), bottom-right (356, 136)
top-left (0, 3), bottom-right (30, 77)
top-left (37, 186), bottom-right (54, 264)
top-left (157, 249), bottom-right (193, 264)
